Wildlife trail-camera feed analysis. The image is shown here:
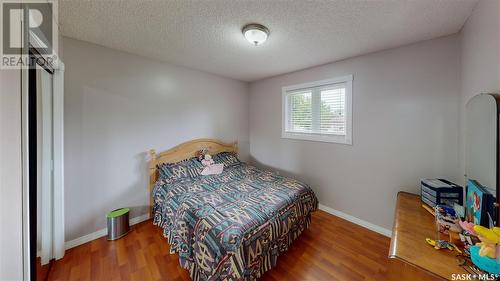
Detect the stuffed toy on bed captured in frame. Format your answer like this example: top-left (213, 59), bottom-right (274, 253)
top-left (197, 149), bottom-right (224, 175)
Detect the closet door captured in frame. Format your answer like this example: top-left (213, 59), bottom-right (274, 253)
top-left (39, 68), bottom-right (54, 265)
top-left (32, 61), bottom-right (65, 280)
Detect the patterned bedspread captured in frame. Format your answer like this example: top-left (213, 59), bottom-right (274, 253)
top-left (152, 163), bottom-right (318, 281)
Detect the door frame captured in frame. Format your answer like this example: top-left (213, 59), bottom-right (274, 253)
top-left (21, 53), bottom-right (64, 280)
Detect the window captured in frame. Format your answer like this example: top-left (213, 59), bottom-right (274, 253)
top-left (282, 75), bottom-right (352, 144)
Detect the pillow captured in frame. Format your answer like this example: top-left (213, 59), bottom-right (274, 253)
top-left (212, 152), bottom-right (241, 167)
top-left (157, 157), bottom-right (203, 181)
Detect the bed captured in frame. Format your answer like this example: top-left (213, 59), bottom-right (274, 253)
top-left (149, 139), bottom-right (318, 281)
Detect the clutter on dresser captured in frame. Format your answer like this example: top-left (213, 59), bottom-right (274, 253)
top-left (424, 208), bottom-right (500, 276)
top-left (470, 225), bottom-right (500, 274)
top-left (421, 178), bottom-right (463, 209)
top-left (425, 238), bottom-right (462, 254)
top-left (435, 205), bottom-right (461, 234)
top-left (421, 203), bottom-right (435, 216)
top-left (465, 179), bottom-right (496, 227)
top-left (426, 195), bottom-right (500, 276)
top-left (458, 220), bottom-right (480, 254)
top-left (456, 255), bottom-right (491, 277)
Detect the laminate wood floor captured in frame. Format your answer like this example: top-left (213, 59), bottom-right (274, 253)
top-left (47, 210), bottom-right (390, 281)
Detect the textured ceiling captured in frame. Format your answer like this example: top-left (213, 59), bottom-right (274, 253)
top-left (59, 0), bottom-right (478, 82)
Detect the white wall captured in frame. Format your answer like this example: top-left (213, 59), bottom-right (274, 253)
top-left (459, 0), bottom-right (500, 184)
top-left (63, 37), bottom-right (249, 241)
top-left (0, 69), bottom-right (24, 280)
top-left (61, 0), bottom-right (498, 241)
top-left (249, 35), bottom-right (461, 231)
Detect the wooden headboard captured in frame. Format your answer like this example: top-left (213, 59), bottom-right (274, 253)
top-left (148, 138), bottom-right (238, 215)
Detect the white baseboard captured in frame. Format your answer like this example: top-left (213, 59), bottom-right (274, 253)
top-left (318, 204), bottom-right (392, 237)
top-left (65, 207), bottom-right (391, 250)
top-left (65, 213), bottom-right (150, 250)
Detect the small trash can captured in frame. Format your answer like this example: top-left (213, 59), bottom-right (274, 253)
top-left (107, 208), bottom-right (130, 240)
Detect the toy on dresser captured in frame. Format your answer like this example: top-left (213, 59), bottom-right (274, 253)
top-left (458, 220), bottom-right (480, 253)
top-left (435, 205), bottom-right (461, 235)
top-left (469, 225), bottom-right (500, 274)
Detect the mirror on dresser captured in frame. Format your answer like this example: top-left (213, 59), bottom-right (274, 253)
top-left (465, 93), bottom-right (500, 226)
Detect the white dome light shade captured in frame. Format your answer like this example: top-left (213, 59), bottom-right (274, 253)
top-left (242, 24), bottom-right (269, 46)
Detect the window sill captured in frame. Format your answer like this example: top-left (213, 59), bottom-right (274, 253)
top-left (281, 132), bottom-right (352, 145)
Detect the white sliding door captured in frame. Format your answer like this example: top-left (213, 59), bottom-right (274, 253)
top-left (39, 68), bottom-right (53, 265)
top-left (37, 63), bottom-right (65, 266)
top-left (53, 64), bottom-right (65, 260)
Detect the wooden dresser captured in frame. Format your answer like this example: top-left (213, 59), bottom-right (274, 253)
top-left (388, 192), bottom-right (468, 280)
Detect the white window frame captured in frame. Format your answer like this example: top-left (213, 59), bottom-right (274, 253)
top-left (281, 75), bottom-right (353, 145)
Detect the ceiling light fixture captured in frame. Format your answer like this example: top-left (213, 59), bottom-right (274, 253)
top-left (242, 23), bottom-right (269, 46)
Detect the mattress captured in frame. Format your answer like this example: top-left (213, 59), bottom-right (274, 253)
top-left (152, 162), bottom-right (318, 281)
